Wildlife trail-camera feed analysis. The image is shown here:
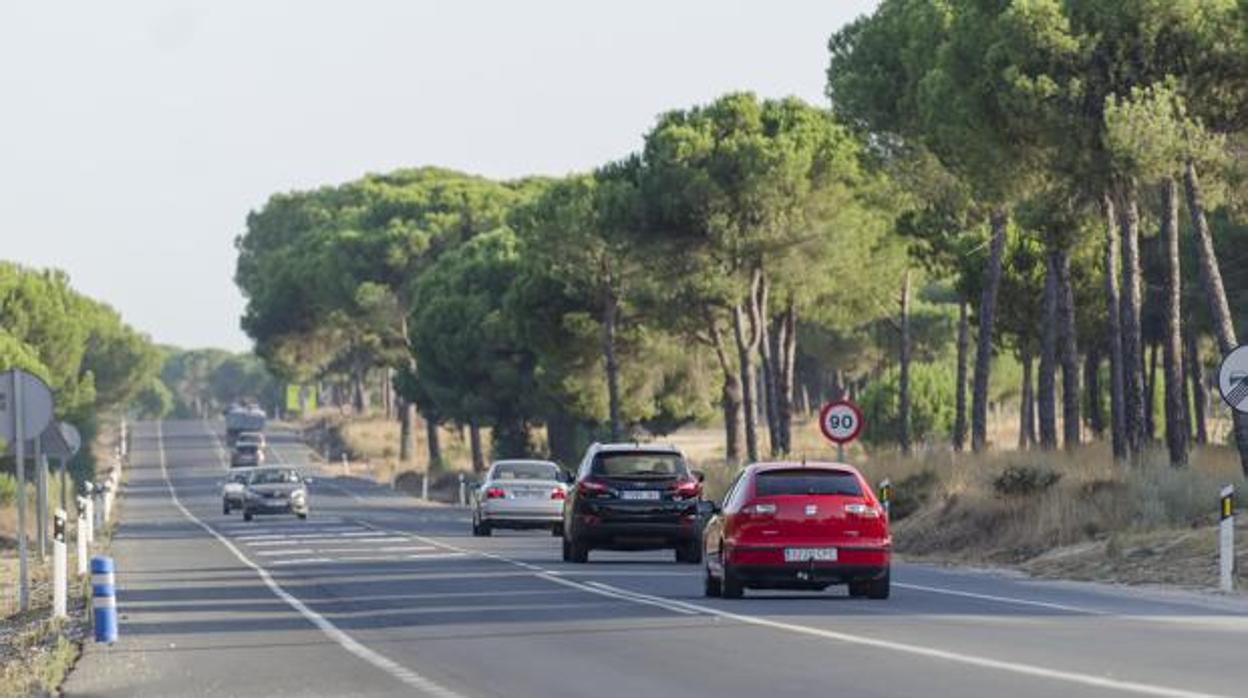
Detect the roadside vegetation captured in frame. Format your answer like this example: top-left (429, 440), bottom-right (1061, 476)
top-left (221, 2), bottom-right (1248, 587)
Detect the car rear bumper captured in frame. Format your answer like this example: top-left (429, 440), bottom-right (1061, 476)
top-left (731, 563), bottom-right (888, 587)
top-left (481, 510), bottom-right (562, 527)
top-left (246, 499), bottom-right (307, 515)
top-left (576, 520), bottom-right (700, 548)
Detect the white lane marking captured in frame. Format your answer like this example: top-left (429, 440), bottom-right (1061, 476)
top-left (235, 531), bottom-right (377, 541)
top-left (154, 422), bottom-right (464, 698)
top-left (264, 553), bottom-right (469, 566)
top-left (269, 558), bottom-right (332, 566)
top-left (311, 547), bottom-right (438, 555)
top-left (386, 525), bottom-right (1229, 698)
top-left (245, 537), bottom-right (406, 547)
top-left (255, 549), bottom-right (316, 557)
top-left (894, 582), bottom-right (1111, 616)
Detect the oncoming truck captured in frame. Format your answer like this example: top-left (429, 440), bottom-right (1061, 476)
top-left (225, 405), bottom-right (267, 445)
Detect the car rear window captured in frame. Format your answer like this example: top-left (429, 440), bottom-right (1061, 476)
top-left (493, 462), bottom-right (560, 481)
top-left (592, 452), bottom-right (688, 479)
top-left (755, 469), bottom-right (863, 496)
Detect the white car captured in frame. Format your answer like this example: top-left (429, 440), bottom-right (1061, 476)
top-left (471, 460), bottom-right (568, 537)
top-left (222, 467), bottom-right (256, 514)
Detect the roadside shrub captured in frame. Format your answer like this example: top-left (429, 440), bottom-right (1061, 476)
top-left (0, 473), bottom-right (15, 507)
top-left (993, 464), bottom-right (1061, 497)
top-left (858, 362), bottom-right (955, 446)
top-left (888, 469), bottom-right (938, 520)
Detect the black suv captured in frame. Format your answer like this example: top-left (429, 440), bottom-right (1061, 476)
top-left (561, 443), bottom-right (704, 564)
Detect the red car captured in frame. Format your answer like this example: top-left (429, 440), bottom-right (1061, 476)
top-left (702, 462), bottom-right (890, 599)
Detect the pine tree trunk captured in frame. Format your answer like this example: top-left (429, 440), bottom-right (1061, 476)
top-left (972, 208), bottom-right (1009, 452)
top-left (602, 286), bottom-right (623, 441)
top-left (425, 415), bottom-right (442, 469)
top-left (1186, 330), bottom-right (1208, 445)
top-left (899, 270), bottom-right (912, 456)
top-left (1118, 183), bottom-right (1146, 456)
top-left (1085, 351), bottom-right (1104, 436)
top-left (1160, 177), bottom-right (1188, 466)
top-left (757, 278), bottom-right (780, 456)
top-left (953, 298), bottom-right (969, 452)
top-left (469, 419), bottom-right (485, 473)
top-left (1056, 245), bottom-right (1081, 451)
top-left (710, 320), bottom-right (745, 466)
top-left (776, 298), bottom-right (797, 455)
top-left (399, 399), bottom-right (414, 463)
top-left (1185, 161), bottom-right (1248, 475)
top-left (1103, 194), bottom-right (1127, 460)
top-left (1020, 349), bottom-right (1034, 450)
top-left (732, 271), bottom-right (763, 463)
top-left (1038, 250), bottom-right (1059, 450)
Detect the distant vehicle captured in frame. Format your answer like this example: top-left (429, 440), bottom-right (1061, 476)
top-left (471, 460), bottom-right (568, 537)
top-left (230, 443), bottom-right (265, 468)
top-left (235, 431), bottom-right (267, 449)
top-left (221, 467), bottom-right (256, 514)
top-left (242, 466), bottom-right (311, 522)
top-left (225, 405), bottom-right (266, 445)
top-left (561, 443), bottom-right (704, 564)
top-left (702, 462), bottom-right (890, 600)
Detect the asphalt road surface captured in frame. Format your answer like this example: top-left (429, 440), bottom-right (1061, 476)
top-left (63, 421), bottom-right (1248, 698)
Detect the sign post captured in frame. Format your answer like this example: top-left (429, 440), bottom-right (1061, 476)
top-left (0, 369), bottom-right (55, 612)
top-left (818, 399), bottom-right (864, 462)
top-left (1220, 485), bottom-right (1235, 593)
top-left (52, 508), bottom-right (67, 619)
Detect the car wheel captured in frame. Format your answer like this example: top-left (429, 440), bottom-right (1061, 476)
top-left (561, 536), bottom-right (573, 562)
top-left (568, 537), bottom-right (589, 563)
top-left (703, 564), bottom-right (722, 597)
top-left (848, 580), bottom-right (869, 598)
top-left (243, 511), bottom-right (254, 522)
top-left (722, 565), bottom-right (744, 599)
top-left (296, 512), bottom-right (308, 520)
top-left (866, 571), bottom-right (890, 600)
top-left (675, 540), bottom-right (702, 564)
top-left (223, 502), bottom-right (231, 515)
top-left (551, 523), bottom-right (564, 537)
top-left (472, 515), bottom-right (485, 537)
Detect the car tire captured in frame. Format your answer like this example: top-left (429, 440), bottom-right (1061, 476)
top-left (568, 537), bottom-right (589, 563)
top-left (704, 565), bottom-right (722, 597)
top-left (297, 512), bottom-right (308, 520)
top-left (472, 516), bottom-right (485, 537)
top-left (848, 580), bottom-right (869, 598)
top-left (551, 523), bottom-right (563, 538)
top-left (561, 536), bottom-right (573, 562)
top-left (722, 565), bottom-right (744, 599)
top-left (223, 502), bottom-right (231, 515)
top-left (243, 511), bottom-right (254, 522)
top-left (675, 540), bottom-right (702, 564)
top-left (866, 571), bottom-right (890, 600)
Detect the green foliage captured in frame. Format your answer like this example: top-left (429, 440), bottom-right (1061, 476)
top-left (158, 348), bottom-right (279, 418)
top-left (993, 465), bottom-right (1062, 497)
top-left (859, 362), bottom-right (956, 446)
top-left (132, 377), bottom-right (174, 420)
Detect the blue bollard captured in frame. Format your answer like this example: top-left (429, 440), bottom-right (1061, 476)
top-left (91, 555), bottom-right (118, 643)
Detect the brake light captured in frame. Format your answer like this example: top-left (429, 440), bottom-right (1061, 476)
top-left (742, 503), bottom-right (777, 516)
top-left (577, 479), bottom-right (610, 496)
top-left (485, 487), bottom-right (507, 499)
top-left (844, 502), bottom-right (882, 518)
top-left (673, 479), bottom-right (701, 499)
top-left (550, 487), bottom-right (567, 500)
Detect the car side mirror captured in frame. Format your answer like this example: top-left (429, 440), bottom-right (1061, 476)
top-left (692, 469), bottom-right (706, 483)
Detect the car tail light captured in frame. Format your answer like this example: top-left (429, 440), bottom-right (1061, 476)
top-left (673, 478), bottom-right (701, 499)
top-left (844, 502), bottom-right (882, 518)
top-left (577, 479), bottom-right (610, 497)
top-left (742, 502), bottom-right (777, 516)
top-left (485, 487), bottom-right (507, 499)
top-left (550, 487), bottom-right (567, 500)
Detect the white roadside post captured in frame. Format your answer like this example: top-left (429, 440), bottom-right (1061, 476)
top-left (1220, 485), bottom-right (1235, 593)
top-left (52, 508), bottom-right (67, 619)
top-left (76, 496), bottom-right (89, 577)
top-left (458, 473), bottom-right (466, 507)
top-left (342, 453), bottom-right (350, 475)
top-left (421, 470), bottom-right (429, 501)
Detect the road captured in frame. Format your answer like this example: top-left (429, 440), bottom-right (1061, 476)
top-left (63, 420), bottom-right (1248, 698)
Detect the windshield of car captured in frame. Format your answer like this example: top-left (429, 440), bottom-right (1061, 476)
top-left (493, 462), bottom-right (560, 481)
top-left (754, 469), bottom-right (862, 497)
top-left (235, 445), bottom-right (258, 455)
top-left (249, 469), bottom-right (301, 485)
top-left (592, 452), bottom-right (688, 479)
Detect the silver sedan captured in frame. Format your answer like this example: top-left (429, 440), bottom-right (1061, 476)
top-left (471, 460), bottom-right (568, 537)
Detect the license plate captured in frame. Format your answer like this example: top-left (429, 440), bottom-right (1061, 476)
top-left (620, 490), bottom-right (661, 500)
top-left (784, 547), bottom-right (838, 562)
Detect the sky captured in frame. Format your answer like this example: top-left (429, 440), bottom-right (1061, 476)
top-left (1, 0), bottom-right (878, 352)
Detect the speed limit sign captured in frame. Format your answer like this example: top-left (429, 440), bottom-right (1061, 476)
top-left (818, 400), bottom-right (863, 445)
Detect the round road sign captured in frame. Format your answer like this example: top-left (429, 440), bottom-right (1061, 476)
top-left (0, 369), bottom-right (55, 444)
top-left (1218, 345), bottom-right (1248, 414)
top-left (818, 399), bottom-right (863, 445)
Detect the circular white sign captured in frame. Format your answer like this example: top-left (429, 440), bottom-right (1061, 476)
top-left (818, 400), bottom-right (863, 444)
top-left (1219, 345), bottom-right (1248, 414)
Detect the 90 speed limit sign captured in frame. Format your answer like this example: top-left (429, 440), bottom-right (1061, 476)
top-left (818, 399), bottom-right (863, 445)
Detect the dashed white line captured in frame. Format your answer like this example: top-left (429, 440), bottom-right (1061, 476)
top-left (154, 422), bottom-right (465, 698)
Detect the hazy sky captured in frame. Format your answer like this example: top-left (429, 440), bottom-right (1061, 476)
top-left (1, 1), bottom-right (877, 352)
